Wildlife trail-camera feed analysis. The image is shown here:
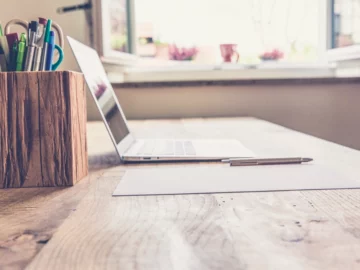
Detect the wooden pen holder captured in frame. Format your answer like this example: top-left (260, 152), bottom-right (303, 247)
top-left (0, 71), bottom-right (88, 188)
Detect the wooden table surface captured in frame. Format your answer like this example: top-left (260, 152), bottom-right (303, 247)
top-left (1, 117), bottom-right (360, 270)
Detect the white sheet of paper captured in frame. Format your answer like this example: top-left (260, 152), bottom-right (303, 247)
top-left (113, 164), bottom-right (360, 196)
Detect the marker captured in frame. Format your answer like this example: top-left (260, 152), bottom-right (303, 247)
top-left (45, 31), bottom-right (55, 70)
top-left (44, 31), bottom-right (64, 71)
top-left (5, 33), bottom-right (18, 50)
top-left (24, 21), bottom-right (38, 71)
top-left (9, 40), bottom-right (18, 71)
top-left (5, 33), bottom-right (18, 71)
top-left (16, 33), bottom-right (26, 71)
top-left (40, 19), bottom-right (51, 71)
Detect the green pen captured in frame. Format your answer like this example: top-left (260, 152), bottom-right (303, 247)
top-left (0, 23), bottom-right (3, 36)
top-left (16, 33), bottom-right (26, 71)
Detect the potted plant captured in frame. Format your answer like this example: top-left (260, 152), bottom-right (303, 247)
top-left (168, 44), bottom-right (198, 61)
top-left (259, 48), bottom-right (284, 61)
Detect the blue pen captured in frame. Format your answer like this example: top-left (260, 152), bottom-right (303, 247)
top-left (45, 31), bottom-right (64, 71)
top-left (45, 31), bottom-right (55, 70)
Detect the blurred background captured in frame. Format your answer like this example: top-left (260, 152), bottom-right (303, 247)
top-left (134, 0), bottom-right (320, 63)
top-left (1, 0), bottom-right (360, 151)
top-left (1, 0), bottom-right (359, 68)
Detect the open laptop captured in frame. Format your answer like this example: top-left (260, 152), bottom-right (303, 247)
top-left (67, 37), bottom-right (254, 162)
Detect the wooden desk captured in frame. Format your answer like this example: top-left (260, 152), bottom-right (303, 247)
top-left (1, 118), bottom-right (360, 270)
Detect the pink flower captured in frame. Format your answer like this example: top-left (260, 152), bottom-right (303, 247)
top-left (168, 44), bottom-right (198, 61)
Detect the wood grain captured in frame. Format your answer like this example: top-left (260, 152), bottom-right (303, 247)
top-left (26, 174), bottom-right (360, 270)
top-left (38, 71), bottom-right (88, 186)
top-left (0, 71), bottom-right (88, 188)
top-left (0, 172), bottom-right (99, 270)
top-left (1, 118), bottom-right (360, 269)
top-left (0, 72), bottom-right (8, 188)
top-left (22, 119), bottom-right (360, 270)
top-left (67, 71), bottom-right (88, 185)
top-left (3, 72), bottom-right (42, 188)
top-left (38, 71), bottom-right (68, 186)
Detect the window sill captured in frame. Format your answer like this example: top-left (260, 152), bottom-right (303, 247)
top-left (106, 62), bottom-right (336, 83)
top-left (327, 45), bottom-right (360, 62)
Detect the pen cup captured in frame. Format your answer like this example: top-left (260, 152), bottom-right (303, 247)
top-left (0, 71), bottom-right (88, 188)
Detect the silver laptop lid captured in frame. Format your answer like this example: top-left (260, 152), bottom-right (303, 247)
top-left (67, 36), bottom-right (135, 158)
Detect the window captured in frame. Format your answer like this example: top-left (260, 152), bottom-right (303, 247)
top-left (92, 0), bottom-right (137, 61)
top-left (135, 0), bottom-right (322, 64)
top-left (333, 0), bottom-right (360, 48)
top-left (93, 0), bottom-right (360, 65)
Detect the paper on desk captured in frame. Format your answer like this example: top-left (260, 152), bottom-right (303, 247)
top-left (113, 164), bottom-right (360, 196)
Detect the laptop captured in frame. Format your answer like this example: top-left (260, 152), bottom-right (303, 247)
top-left (67, 36), bottom-right (254, 162)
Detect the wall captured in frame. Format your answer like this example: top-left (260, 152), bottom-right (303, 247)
top-left (89, 82), bottom-right (360, 150)
top-left (0, 0), bottom-right (90, 71)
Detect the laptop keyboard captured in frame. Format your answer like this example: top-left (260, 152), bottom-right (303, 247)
top-left (137, 140), bottom-right (196, 156)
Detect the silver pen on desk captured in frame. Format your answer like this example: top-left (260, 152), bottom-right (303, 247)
top-left (224, 157), bottom-right (313, 166)
top-left (24, 21), bottom-right (38, 71)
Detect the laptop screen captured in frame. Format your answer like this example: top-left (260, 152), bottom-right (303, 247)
top-left (93, 84), bottom-right (129, 144)
top-left (68, 37), bottom-right (130, 145)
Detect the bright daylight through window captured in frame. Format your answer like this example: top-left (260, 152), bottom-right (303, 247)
top-left (105, 0), bottom-right (360, 67)
top-left (134, 0), bottom-right (321, 64)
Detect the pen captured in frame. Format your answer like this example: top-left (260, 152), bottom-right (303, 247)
top-left (9, 40), bottom-right (18, 71)
top-left (227, 157), bottom-right (313, 166)
top-left (24, 21), bottom-right (38, 71)
top-left (32, 17), bottom-right (47, 71)
top-left (45, 31), bottom-right (58, 71)
top-left (0, 23), bottom-right (3, 36)
top-left (43, 30), bottom-right (63, 71)
top-left (16, 33), bottom-right (26, 71)
top-left (40, 19), bottom-right (51, 71)
top-left (6, 33), bottom-right (18, 50)
top-left (6, 33), bottom-right (18, 71)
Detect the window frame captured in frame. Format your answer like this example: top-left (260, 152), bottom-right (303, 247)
top-left (326, 0), bottom-right (360, 62)
top-left (91, 0), bottom-right (138, 64)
